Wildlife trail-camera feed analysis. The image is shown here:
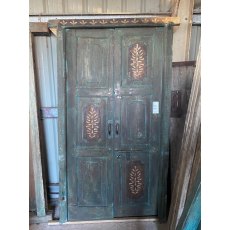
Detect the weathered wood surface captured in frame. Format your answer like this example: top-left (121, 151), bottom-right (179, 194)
top-left (29, 32), bottom-right (47, 217)
top-left (170, 63), bottom-right (195, 193)
top-left (157, 25), bottom-right (173, 222)
top-left (176, 168), bottom-right (201, 230)
top-left (57, 27), bottom-right (67, 223)
top-left (48, 16), bottom-right (180, 29)
top-left (168, 46), bottom-right (200, 229)
top-left (29, 134), bottom-right (36, 211)
top-left (30, 22), bottom-right (50, 35)
top-left (187, 127), bottom-right (201, 198)
top-left (172, 0), bottom-right (195, 61)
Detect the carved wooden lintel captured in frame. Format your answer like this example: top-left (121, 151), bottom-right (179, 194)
top-left (48, 16), bottom-right (180, 30)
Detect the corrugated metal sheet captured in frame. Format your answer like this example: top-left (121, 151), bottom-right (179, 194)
top-left (33, 36), bottom-right (59, 198)
top-left (189, 26), bottom-right (201, 61)
top-left (29, 0), bottom-right (173, 15)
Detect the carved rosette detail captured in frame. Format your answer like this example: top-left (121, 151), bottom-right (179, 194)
top-left (129, 43), bottom-right (146, 80)
top-left (85, 106), bottom-right (100, 139)
top-left (127, 162), bottom-right (144, 198)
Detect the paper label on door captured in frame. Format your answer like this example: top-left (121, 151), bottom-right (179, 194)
top-left (152, 101), bottom-right (159, 114)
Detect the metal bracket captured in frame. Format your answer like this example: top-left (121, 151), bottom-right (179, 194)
top-left (171, 90), bottom-right (182, 118)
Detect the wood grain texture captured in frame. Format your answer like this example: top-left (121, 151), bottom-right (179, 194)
top-left (48, 17), bottom-right (180, 29)
top-left (57, 27), bottom-right (67, 223)
top-left (170, 64), bottom-right (195, 192)
top-left (168, 46), bottom-right (200, 229)
top-left (172, 0), bottom-right (194, 61)
top-left (29, 22), bottom-right (50, 35)
top-left (176, 167), bottom-right (201, 230)
top-left (29, 134), bottom-right (36, 211)
top-left (29, 32), bottom-right (47, 217)
top-left (157, 25), bottom-right (173, 222)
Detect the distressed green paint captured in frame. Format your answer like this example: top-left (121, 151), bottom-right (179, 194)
top-left (57, 23), bottom-right (173, 222)
top-left (157, 25), bottom-right (173, 222)
top-left (57, 27), bottom-right (67, 223)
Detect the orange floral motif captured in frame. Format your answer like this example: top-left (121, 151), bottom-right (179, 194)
top-left (129, 43), bottom-right (145, 80)
top-left (85, 106), bottom-right (100, 139)
top-left (128, 166), bottom-right (143, 195)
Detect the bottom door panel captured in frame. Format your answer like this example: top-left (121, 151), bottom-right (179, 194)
top-left (113, 151), bottom-right (158, 217)
top-left (68, 152), bottom-right (113, 220)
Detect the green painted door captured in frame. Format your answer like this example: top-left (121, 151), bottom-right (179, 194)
top-left (113, 28), bottom-right (163, 217)
top-left (65, 27), bottom-right (167, 220)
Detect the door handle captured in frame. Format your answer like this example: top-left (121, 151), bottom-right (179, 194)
top-left (115, 123), bottom-right (119, 135)
top-left (108, 123), bottom-right (112, 136)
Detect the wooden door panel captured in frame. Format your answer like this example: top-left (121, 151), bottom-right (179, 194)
top-left (77, 157), bottom-right (110, 206)
top-left (115, 95), bottom-right (152, 150)
top-left (114, 28), bottom-right (164, 95)
top-left (76, 97), bottom-right (110, 148)
top-left (66, 28), bottom-right (114, 220)
top-left (68, 154), bottom-right (113, 220)
top-left (66, 28), bottom-right (114, 96)
top-left (114, 151), bottom-right (157, 217)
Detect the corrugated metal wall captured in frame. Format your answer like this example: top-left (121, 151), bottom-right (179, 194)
top-left (29, 0), bottom-right (173, 15)
top-left (33, 36), bottom-right (59, 199)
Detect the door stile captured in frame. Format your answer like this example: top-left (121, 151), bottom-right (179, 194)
top-left (157, 24), bottom-right (173, 221)
top-left (57, 26), bottom-right (68, 223)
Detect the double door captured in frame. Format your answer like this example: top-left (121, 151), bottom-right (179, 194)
top-left (65, 27), bottom-right (166, 220)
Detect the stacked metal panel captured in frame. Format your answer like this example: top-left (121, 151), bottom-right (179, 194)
top-left (29, 0), bottom-right (172, 15)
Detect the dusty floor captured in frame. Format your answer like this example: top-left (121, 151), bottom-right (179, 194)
top-left (30, 221), bottom-right (167, 230)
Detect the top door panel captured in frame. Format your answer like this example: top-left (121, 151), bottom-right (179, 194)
top-left (65, 29), bottom-right (114, 96)
top-left (114, 28), bottom-right (164, 95)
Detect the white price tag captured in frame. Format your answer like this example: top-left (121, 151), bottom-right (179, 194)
top-left (152, 101), bottom-right (159, 114)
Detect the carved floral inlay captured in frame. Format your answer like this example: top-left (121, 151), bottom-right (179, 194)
top-left (129, 43), bottom-right (146, 80)
top-left (127, 162), bottom-right (144, 198)
top-left (57, 17), bottom-right (180, 26)
top-left (85, 106), bottom-right (100, 139)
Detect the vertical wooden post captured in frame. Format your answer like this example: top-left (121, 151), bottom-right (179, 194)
top-left (172, 0), bottom-right (195, 62)
top-left (57, 26), bottom-right (68, 223)
top-left (157, 24), bottom-right (173, 221)
top-left (29, 32), bottom-right (47, 217)
top-left (168, 46), bottom-right (200, 229)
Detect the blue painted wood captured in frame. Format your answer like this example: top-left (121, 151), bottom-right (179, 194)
top-left (177, 185), bottom-right (201, 230)
top-left (176, 169), bottom-right (201, 230)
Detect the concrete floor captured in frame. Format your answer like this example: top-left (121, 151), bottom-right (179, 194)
top-left (30, 221), bottom-right (167, 230)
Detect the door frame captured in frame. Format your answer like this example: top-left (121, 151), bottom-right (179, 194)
top-left (55, 16), bottom-right (177, 223)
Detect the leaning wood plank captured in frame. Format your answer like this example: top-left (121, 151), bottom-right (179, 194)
top-left (29, 32), bottom-right (47, 217)
top-left (168, 46), bottom-right (200, 229)
top-left (29, 22), bottom-right (50, 34)
top-left (57, 27), bottom-right (68, 223)
top-left (172, 0), bottom-right (194, 61)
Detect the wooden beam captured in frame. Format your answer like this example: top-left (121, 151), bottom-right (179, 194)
top-left (172, 0), bottom-right (195, 62)
top-left (29, 22), bottom-right (50, 35)
top-left (48, 16), bottom-right (180, 29)
top-left (172, 0), bottom-right (181, 17)
top-left (29, 32), bottom-right (47, 217)
top-left (167, 46), bottom-right (200, 229)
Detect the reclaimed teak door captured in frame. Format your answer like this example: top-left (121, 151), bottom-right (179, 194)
top-left (57, 21), bottom-right (173, 222)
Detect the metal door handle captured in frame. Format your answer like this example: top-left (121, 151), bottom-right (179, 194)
top-left (116, 123), bottom-right (119, 135)
top-left (108, 123), bottom-right (111, 136)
